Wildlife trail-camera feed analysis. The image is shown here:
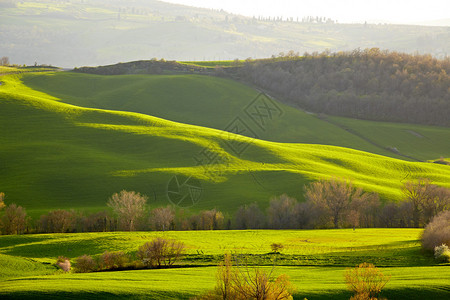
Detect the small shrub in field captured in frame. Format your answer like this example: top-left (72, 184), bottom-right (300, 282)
top-left (271, 243), bottom-right (284, 253)
top-left (345, 263), bottom-right (390, 300)
top-left (137, 237), bottom-right (185, 268)
top-left (56, 256), bottom-right (71, 272)
top-left (434, 244), bottom-right (450, 263)
top-left (197, 253), bottom-right (295, 300)
top-left (99, 251), bottom-right (130, 270)
top-left (421, 210), bottom-right (450, 251)
top-left (74, 255), bottom-right (97, 273)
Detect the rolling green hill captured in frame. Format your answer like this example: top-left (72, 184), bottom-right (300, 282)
top-left (21, 72), bottom-right (450, 161)
top-left (0, 72), bottom-right (450, 216)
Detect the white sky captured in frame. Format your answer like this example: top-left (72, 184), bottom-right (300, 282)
top-left (162, 0), bottom-right (450, 25)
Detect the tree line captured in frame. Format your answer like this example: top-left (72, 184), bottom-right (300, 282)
top-left (226, 48), bottom-right (450, 127)
top-left (0, 178), bottom-right (448, 235)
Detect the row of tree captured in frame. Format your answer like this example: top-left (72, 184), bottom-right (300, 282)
top-left (0, 178), bottom-right (448, 235)
top-left (236, 178), bottom-right (449, 230)
top-left (227, 48), bottom-right (450, 126)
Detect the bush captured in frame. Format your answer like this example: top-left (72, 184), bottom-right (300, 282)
top-left (137, 237), bottom-right (185, 268)
top-left (74, 255), bottom-right (97, 273)
top-left (56, 256), bottom-right (71, 272)
top-left (345, 263), bottom-right (390, 300)
top-left (198, 253), bottom-right (295, 300)
top-left (434, 244), bottom-right (450, 263)
top-left (99, 251), bottom-right (130, 270)
top-left (421, 210), bottom-right (450, 251)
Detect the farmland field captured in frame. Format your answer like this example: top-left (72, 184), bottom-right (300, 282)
top-left (1, 71), bottom-right (450, 216)
top-left (2, 1), bottom-right (450, 299)
top-left (0, 229), bottom-right (449, 299)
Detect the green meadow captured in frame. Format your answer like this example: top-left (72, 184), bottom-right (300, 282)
top-left (0, 229), bottom-right (449, 299)
top-left (21, 71), bottom-right (450, 161)
top-left (0, 71), bottom-right (450, 216)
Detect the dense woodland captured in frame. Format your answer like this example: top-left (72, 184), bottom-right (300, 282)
top-left (232, 49), bottom-right (450, 127)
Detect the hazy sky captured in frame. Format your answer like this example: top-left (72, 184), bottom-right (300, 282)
top-left (162, 0), bottom-right (449, 25)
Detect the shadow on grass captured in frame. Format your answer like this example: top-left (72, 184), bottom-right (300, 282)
top-left (1, 285), bottom-right (448, 300)
top-left (293, 286), bottom-right (450, 300)
top-left (0, 235), bottom-right (51, 249)
top-left (0, 290), bottom-right (195, 300)
top-left (2, 239), bottom-right (106, 260)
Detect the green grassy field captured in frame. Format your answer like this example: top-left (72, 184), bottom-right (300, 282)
top-left (0, 229), bottom-right (449, 299)
top-left (1, 72), bottom-right (450, 216)
top-left (328, 116), bottom-right (450, 162)
top-left (22, 72), bottom-right (450, 161)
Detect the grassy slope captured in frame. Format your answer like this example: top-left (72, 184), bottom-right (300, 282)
top-left (1, 266), bottom-right (449, 300)
top-left (1, 72), bottom-right (450, 216)
top-left (0, 229), bottom-right (449, 299)
top-left (328, 116), bottom-right (450, 161)
top-left (21, 72), bottom-right (450, 161)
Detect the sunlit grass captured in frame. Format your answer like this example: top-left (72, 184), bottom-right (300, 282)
top-left (0, 72), bottom-right (449, 215)
top-left (0, 229), bottom-right (448, 299)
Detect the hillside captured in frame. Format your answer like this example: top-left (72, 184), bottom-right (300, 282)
top-left (1, 72), bottom-right (450, 216)
top-left (1, 0), bottom-right (449, 67)
top-left (73, 54), bottom-right (450, 127)
top-left (22, 71), bottom-right (450, 161)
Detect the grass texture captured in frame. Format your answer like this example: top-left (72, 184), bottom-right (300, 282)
top-left (0, 72), bottom-right (449, 216)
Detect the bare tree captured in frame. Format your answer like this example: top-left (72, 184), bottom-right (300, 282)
top-left (214, 253), bottom-right (236, 299)
top-left (403, 179), bottom-right (450, 227)
top-left (212, 254), bottom-right (295, 300)
top-left (347, 193), bottom-right (381, 228)
top-left (379, 202), bottom-right (400, 228)
top-left (137, 237), bottom-right (185, 268)
top-left (151, 206), bottom-right (175, 231)
top-left (305, 177), bottom-right (374, 229)
top-left (1, 204), bottom-right (27, 235)
top-left (38, 209), bottom-right (77, 233)
top-left (403, 179), bottom-right (430, 227)
top-left (107, 190), bottom-right (147, 231)
top-left (234, 203), bottom-right (266, 229)
top-left (82, 211), bottom-right (114, 232)
top-left (199, 209), bottom-right (224, 230)
top-left (267, 194), bottom-right (298, 229)
top-left (421, 184), bottom-right (450, 224)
